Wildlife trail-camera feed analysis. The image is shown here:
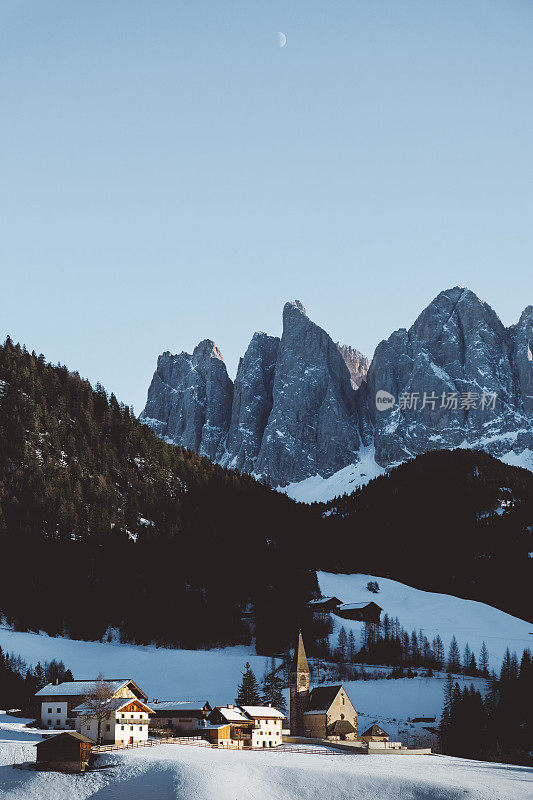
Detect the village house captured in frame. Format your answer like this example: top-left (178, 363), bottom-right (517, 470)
top-left (240, 706), bottom-right (285, 748)
top-left (205, 705), bottom-right (285, 748)
top-left (73, 695), bottom-right (154, 746)
top-left (35, 678), bottom-right (151, 745)
top-left (149, 700), bottom-right (211, 733)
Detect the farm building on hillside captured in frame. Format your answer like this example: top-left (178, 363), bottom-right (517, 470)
top-left (150, 700), bottom-right (211, 733)
top-left (35, 731), bottom-right (93, 773)
top-left (307, 597), bottom-right (342, 613)
top-left (35, 678), bottom-right (148, 731)
top-left (335, 601), bottom-right (382, 623)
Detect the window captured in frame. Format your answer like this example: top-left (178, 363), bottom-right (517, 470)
top-left (47, 720), bottom-right (52, 726)
top-left (47, 708), bottom-right (52, 713)
top-left (56, 708), bottom-right (61, 713)
top-left (121, 713), bottom-right (125, 718)
top-left (121, 725), bottom-right (124, 731)
top-left (341, 696), bottom-right (345, 705)
top-left (87, 725), bottom-right (90, 731)
top-left (130, 726), bottom-right (134, 731)
top-left (131, 714), bottom-right (134, 718)
top-left (56, 720), bottom-right (60, 726)
top-left (106, 724), bottom-right (111, 732)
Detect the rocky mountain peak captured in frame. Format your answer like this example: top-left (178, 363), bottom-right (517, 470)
top-left (336, 343), bottom-right (370, 389)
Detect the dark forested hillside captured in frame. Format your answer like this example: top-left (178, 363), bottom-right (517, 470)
top-left (0, 337), bottom-right (317, 651)
top-left (313, 449), bottom-right (533, 620)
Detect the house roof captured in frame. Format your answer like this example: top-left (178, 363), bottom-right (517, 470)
top-left (213, 706), bottom-right (249, 723)
top-left (362, 724), bottom-right (389, 737)
top-left (150, 700), bottom-right (210, 713)
top-left (72, 697), bottom-right (153, 715)
top-left (308, 597), bottom-right (341, 606)
top-left (35, 679), bottom-right (144, 698)
top-left (306, 685), bottom-right (343, 712)
top-left (338, 602), bottom-right (382, 611)
top-left (35, 731), bottom-right (94, 746)
top-left (329, 719), bottom-right (356, 735)
top-left (240, 706), bottom-right (286, 719)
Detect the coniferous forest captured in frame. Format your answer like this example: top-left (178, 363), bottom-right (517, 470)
top-left (0, 337), bottom-right (318, 652)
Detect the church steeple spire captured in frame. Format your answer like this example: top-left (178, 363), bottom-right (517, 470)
top-left (292, 630), bottom-right (310, 675)
top-left (290, 630), bottom-right (310, 736)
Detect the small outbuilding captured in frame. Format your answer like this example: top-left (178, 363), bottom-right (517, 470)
top-left (361, 723), bottom-right (389, 742)
top-left (35, 731), bottom-right (93, 773)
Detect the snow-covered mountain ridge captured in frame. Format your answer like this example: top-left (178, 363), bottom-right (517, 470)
top-left (141, 288), bottom-right (533, 499)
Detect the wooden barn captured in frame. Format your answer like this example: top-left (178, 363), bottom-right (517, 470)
top-left (335, 601), bottom-right (382, 623)
top-left (307, 596), bottom-right (342, 613)
top-left (35, 731), bottom-right (93, 773)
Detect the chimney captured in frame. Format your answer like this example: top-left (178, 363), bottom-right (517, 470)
top-left (227, 703), bottom-right (234, 709)
top-left (54, 679), bottom-right (59, 686)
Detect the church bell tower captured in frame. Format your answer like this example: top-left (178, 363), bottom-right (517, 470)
top-left (290, 630), bottom-right (310, 736)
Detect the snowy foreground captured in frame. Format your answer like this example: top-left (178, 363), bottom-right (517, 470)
top-left (0, 713), bottom-right (531, 800)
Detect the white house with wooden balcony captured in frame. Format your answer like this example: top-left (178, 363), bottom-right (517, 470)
top-left (240, 706), bottom-right (285, 748)
top-left (73, 696), bottom-right (153, 745)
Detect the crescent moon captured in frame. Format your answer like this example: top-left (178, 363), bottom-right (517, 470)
top-left (278, 32), bottom-right (287, 48)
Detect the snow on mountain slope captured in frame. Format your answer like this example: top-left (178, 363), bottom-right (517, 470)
top-left (0, 628), bottom-right (262, 705)
top-left (1, 732), bottom-right (531, 800)
top-left (279, 447), bottom-right (385, 503)
top-left (318, 572), bottom-right (533, 668)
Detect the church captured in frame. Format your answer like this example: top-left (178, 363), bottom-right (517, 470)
top-left (290, 632), bottom-right (358, 741)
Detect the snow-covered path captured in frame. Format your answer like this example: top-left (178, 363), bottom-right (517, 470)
top-left (0, 736), bottom-right (531, 800)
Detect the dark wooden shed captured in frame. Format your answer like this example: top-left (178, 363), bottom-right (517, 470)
top-left (35, 731), bottom-right (93, 773)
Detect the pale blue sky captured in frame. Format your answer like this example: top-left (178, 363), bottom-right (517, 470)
top-left (1, 0), bottom-right (532, 413)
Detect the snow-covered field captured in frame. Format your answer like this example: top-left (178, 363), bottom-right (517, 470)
top-left (318, 572), bottom-right (533, 669)
top-left (0, 717), bottom-right (531, 800)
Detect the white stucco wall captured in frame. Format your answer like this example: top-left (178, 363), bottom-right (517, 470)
top-left (251, 718), bottom-right (283, 748)
top-left (41, 701), bottom-right (69, 730)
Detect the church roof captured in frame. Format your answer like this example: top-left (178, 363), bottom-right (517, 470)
top-left (306, 685), bottom-right (343, 712)
top-left (291, 631), bottom-right (309, 674)
top-left (329, 719), bottom-right (356, 735)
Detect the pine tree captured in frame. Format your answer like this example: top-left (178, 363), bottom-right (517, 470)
top-left (479, 641), bottom-right (489, 676)
top-left (348, 630), bottom-right (356, 663)
top-left (447, 636), bottom-right (461, 674)
top-left (337, 626), bottom-right (348, 661)
top-left (433, 635), bottom-right (445, 670)
top-left (236, 662), bottom-right (261, 705)
top-left (261, 658), bottom-right (287, 712)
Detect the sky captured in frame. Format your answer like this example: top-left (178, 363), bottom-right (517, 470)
top-left (1, 0), bottom-right (532, 413)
